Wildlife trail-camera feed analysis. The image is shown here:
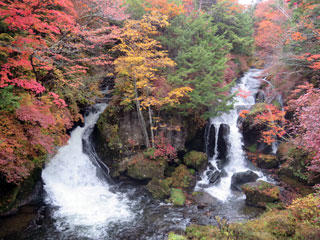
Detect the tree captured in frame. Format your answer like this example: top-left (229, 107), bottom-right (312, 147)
top-left (162, 13), bottom-right (234, 118)
top-left (143, 0), bottom-right (193, 18)
top-left (211, 0), bottom-right (254, 56)
top-left (287, 83), bottom-right (320, 173)
top-left (254, 0), bottom-right (288, 61)
top-left (113, 11), bottom-right (191, 147)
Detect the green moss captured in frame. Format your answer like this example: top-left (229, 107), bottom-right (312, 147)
top-left (146, 178), bottom-right (170, 199)
top-left (127, 154), bottom-right (167, 180)
top-left (171, 165), bottom-right (195, 190)
top-left (185, 224), bottom-right (219, 239)
top-left (247, 144), bottom-right (257, 153)
top-left (183, 151), bottom-right (208, 171)
top-left (188, 168), bottom-right (195, 175)
top-left (169, 188), bottom-right (186, 206)
top-left (242, 181), bottom-right (280, 208)
top-left (248, 103), bottom-right (267, 116)
top-left (167, 232), bottom-right (187, 240)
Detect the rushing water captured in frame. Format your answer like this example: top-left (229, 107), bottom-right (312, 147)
top-left (41, 103), bottom-right (133, 239)
top-left (196, 69), bottom-right (265, 201)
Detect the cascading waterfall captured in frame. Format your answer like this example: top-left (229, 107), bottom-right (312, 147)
top-left (42, 103), bottom-right (132, 239)
top-left (196, 69), bottom-right (265, 201)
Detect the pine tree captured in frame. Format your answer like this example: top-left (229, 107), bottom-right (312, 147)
top-left (162, 13), bottom-right (234, 117)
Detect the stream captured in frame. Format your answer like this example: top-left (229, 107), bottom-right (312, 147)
top-left (0, 69), bottom-right (267, 240)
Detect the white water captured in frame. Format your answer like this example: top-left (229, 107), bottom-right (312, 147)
top-left (42, 103), bottom-right (132, 239)
top-left (196, 69), bottom-right (265, 201)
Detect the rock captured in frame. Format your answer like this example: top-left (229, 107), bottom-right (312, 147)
top-left (217, 124), bottom-right (230, 163)
top-left (169, 188), bottom-right (186, 206)
top-left (185, 126), bottom-right (205, 153)
top-left (220, 169), bottom-right (228, 177)
top-left (170, 165), bottom-right (196, 190)
top-left (146, 178), bottom-right (170, 199)
top-left (205, 124), bottom-right (216, 158)
top-left (183, 151), bottom-right (208, 171)
top-left (127, 154), bottom-right (167, 180)
top-left (208, 162), bottom-right (215, 170)
top-left (205, 123), bottom-right (230, 164)
top-left (241, 180), bottom-right (280, 208)
top-left (257, 154), bottom-right (279, 169)
top-left (208, 171), bottom-right (221, 184)
top-left (255, 91), bottom-right (265, 103)
top-left (241, 103), bottom-right (273, 154)
top-left (231, 170), bottom-right (259, 191)
top-left (192, 191), bottom-right (218, 206)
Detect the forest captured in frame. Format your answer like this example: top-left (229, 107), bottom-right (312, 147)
top-left (0, 0), bottom-right (319, 239)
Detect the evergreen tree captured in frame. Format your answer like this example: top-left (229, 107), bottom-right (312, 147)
top-left (162, 13), bottom-right (234, 117)
top-left (209, 0), bottom-right (254, 56)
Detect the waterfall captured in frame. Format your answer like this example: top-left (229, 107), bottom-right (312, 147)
top-left (42, 103), bottom-right (132, 239)
top-left (196, 69), bottom-right (265, 201)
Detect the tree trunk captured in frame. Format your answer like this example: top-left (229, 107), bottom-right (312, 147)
top-left (134, 78), bottom-right (150, 148)
top-left (148, 105), bottom-right (155, 148)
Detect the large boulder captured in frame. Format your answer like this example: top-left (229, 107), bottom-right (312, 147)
top-left (231, 170), bottom-right (259, 191)
top-left (127, 154), bottom-right (167, 180)
top-left (241, 180), bottom-right (280, 208)
top-left (146, 178), bottom-right (170, 199)
top-left (170, 165), bottom-right (196, 190)
top-left (183, 151), bottom-right (208, 171)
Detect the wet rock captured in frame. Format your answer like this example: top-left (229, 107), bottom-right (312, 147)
top-left (255, 90), bottom-right (265, 103)
top-left (208, 171), bottom-right (221, 184)
top-left (208, 162), bottom-right (215, 170)
top-left (192, 192), bottom-right (218, 206)
top-left (220, 169), bottom-right (228, 177)
top-left (205, 124), bottom-right (216, 159)
top-left (127, 154), bottom-right (167, 180)
top-left (146, 178), bottom-right (170, 199)
top-left (170, 165), bottom-right (196, 190)
top-left (169, 188), bottom-right (186, 206)
top-left (183, 151), bottom-right (208, 171)
top-left (217, 124), bottom-right (230, 167)
top-left (257, 154), bottom-right (279, 169)
top-left (231, 170), bottom-right (259, 191)
top-left (241, 180), bottom-right (280, 208)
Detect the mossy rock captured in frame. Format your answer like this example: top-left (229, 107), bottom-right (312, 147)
top-left (185, 224), bottom-right (220, 239)
top-left (242, 180), bottom-right (280, 208)
top-left (183, 151), bottom-right (208, 171)
top-left (127, 154), bottom-right (167, 180)
top-left (146, 178), bottom-right (170, 199)
top-left (167, 232), bottom-right (187, 240)
top-left (170, 165), bottom-right (196, 190)
top-left (169, 188), bottom-right (186, 206)
top-left (257, 154), bottom-right (279, 169)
